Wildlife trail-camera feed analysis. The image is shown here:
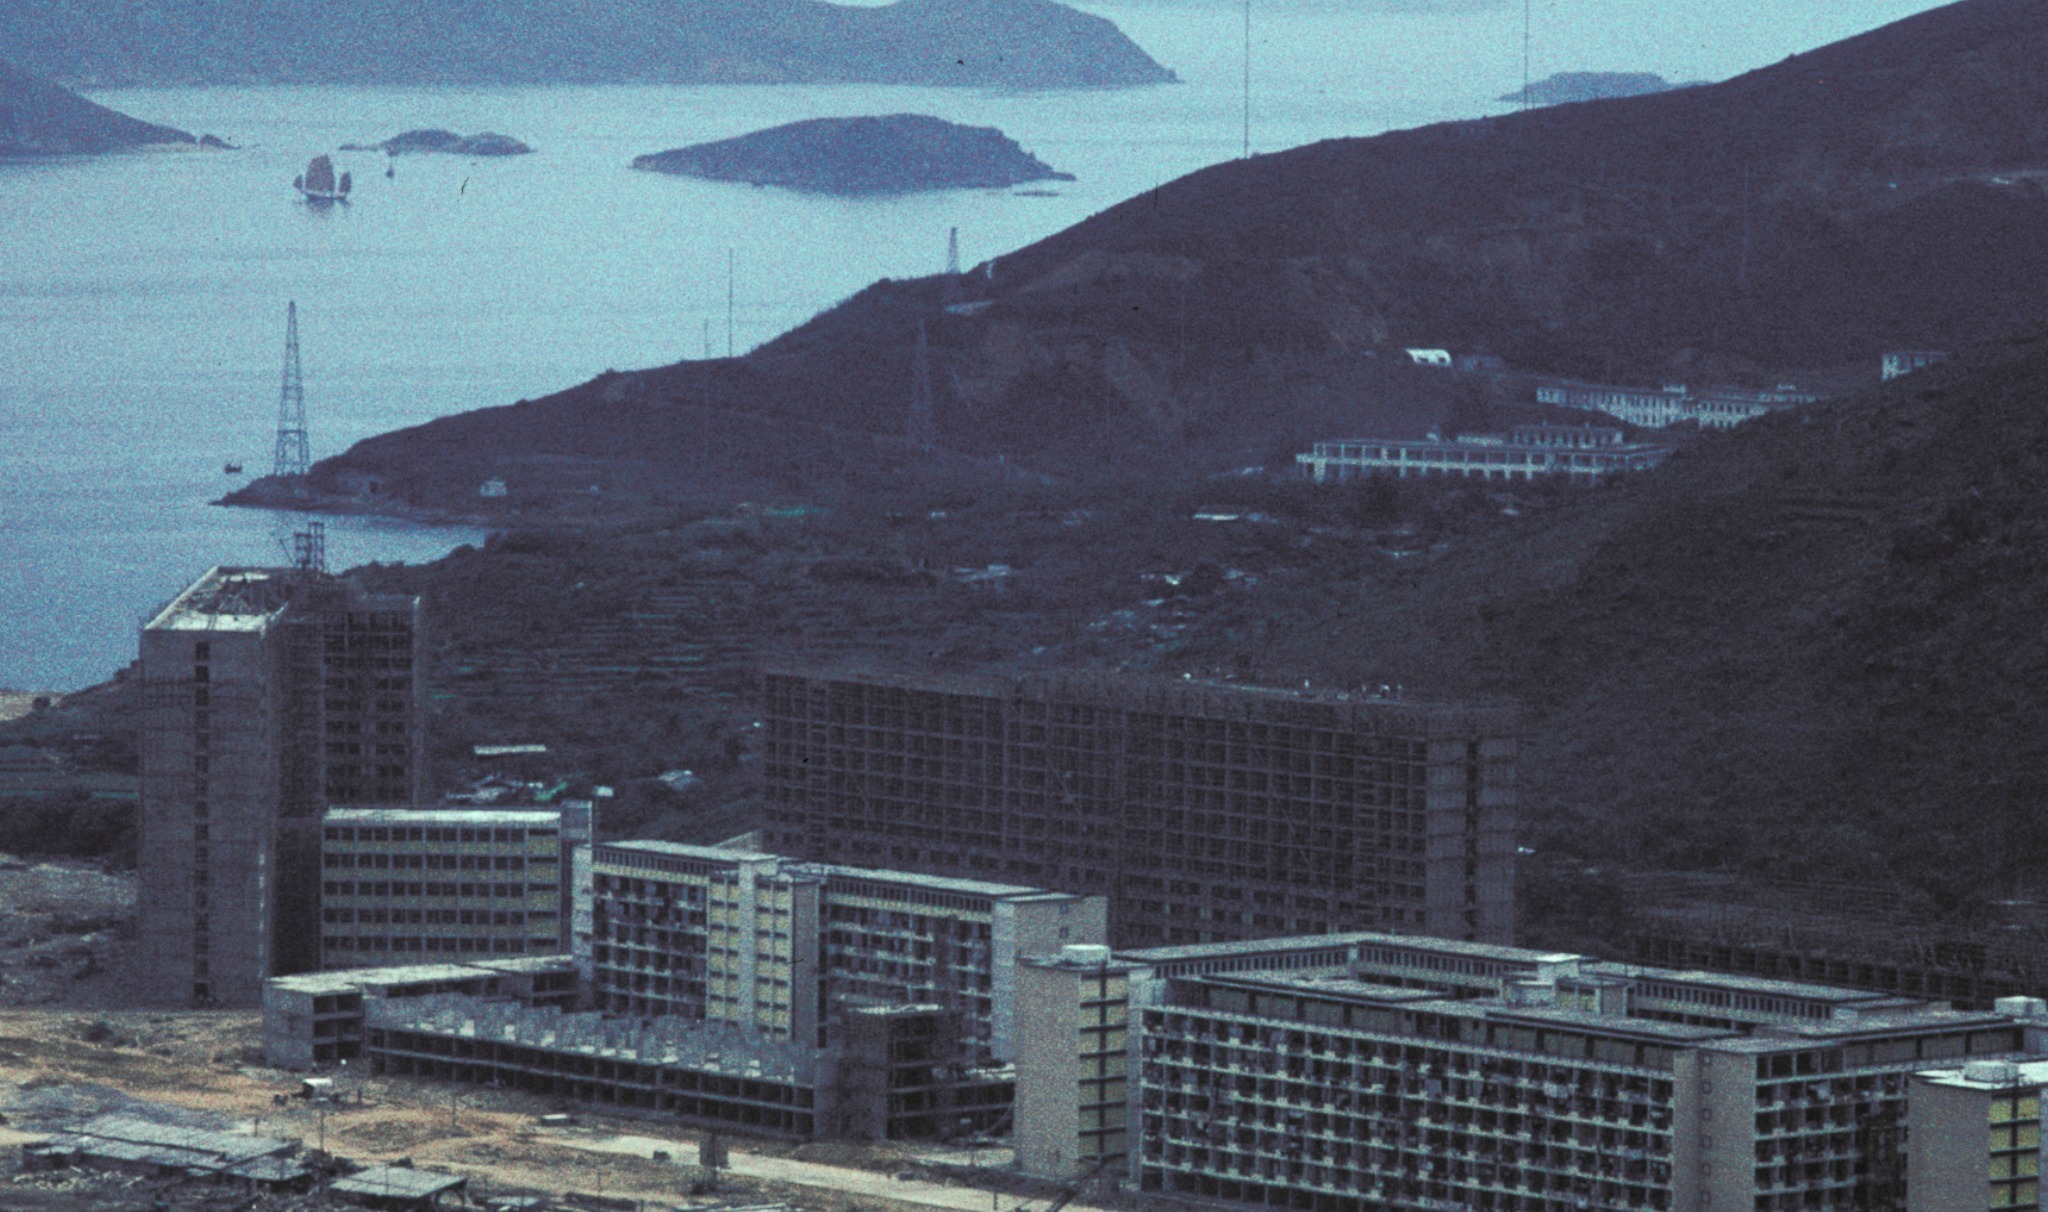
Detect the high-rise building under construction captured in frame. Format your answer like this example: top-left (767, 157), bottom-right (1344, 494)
top-left (137, 566), bottom-right (424, 1006)
top-left (761, 669), bottom-right (1517, 949)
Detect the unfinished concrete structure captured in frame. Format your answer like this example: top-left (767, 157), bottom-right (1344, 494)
top-left (263, 955), bottom-right (577, 1070)
top-left (320, 805), bottom-right (589, 967)
top-left (586, 840), bottom-right (1105, 1060)
top-left (138, 566), bottom-right (425, 1005)
top-left (761, 669), bottom-right (1516, 949)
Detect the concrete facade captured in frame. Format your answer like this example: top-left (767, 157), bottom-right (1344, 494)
top-left (1296, 427), bottom-right (1672, 485)
top-left (138, 567), bottom-right (423, 1006)
top-left (586, 841), bottom-right (1105, 1062)
top-left (319, 807), bottom-right (585, 967)
top-left (1118, 939), bottom-right (2031, 1212)
top-left (261, 955), bottom-right (578, 1070)
top-left (761, 669), bottom-right (1517, 949)
top-left (1015, 946), bottom-right (1135, 1181)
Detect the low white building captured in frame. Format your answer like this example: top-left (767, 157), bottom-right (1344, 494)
top-left (1296, 424), bottom-right (1671, 484)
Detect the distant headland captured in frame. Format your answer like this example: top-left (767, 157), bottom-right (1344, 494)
top-left (632, 114), bottom-right (1074, 195)
top-left (0, 0), bottom-right (1177, 90)
top-left (0, 59), bottom-right (200, 155)
top-left (342, 130), bottom-right (532, 156)
top-left (1499, 71), bottom-right (1680, 106)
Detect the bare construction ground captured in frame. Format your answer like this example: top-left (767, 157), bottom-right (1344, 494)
top-left (0, 1010), bottom-right (1133, 1212)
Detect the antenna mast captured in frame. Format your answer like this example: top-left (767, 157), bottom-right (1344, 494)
top-left (272, 300), bottom-right (310, 491)
top-left (946, 226), bottom-right (961, 277)
top-left (908, 321), bottom-right (937, 452)
top-left (726, 248), bottom-right (736, 358)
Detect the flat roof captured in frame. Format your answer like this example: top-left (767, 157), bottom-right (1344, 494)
top-left (146, 567), bottom-right (294, 632)
top-left (332, 1166), bottom-right (468, 1199)
top-left (1917, 1058), bottom-right (2048, 1091)
top-left (1117, 933), bottom-right (1387, 965)
top-left (325, 808), bottom-right (561, 826)
top-left (268, 961), bottom-right (518, 994)
top-left (814, 863), bottom-right (1066, 901)
top-left (1702, 1009), bottom-right (2019, 1051)
top-left (1585, 962), bottom-right (1911, 1004)
top-left (599, 839), bottom-right (778, 864)
top-left (1206, 971), bottom-right (1441, 1004)
top-left (44, 1114), bottom-right (294, 1168)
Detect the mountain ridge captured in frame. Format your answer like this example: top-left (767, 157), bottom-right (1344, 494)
top-left (0, 59), bottom-right (194, 154)
top-left (0, 0), bottom-right (1176, 89)
top-left (283, 0), bottom-right (2048, 517)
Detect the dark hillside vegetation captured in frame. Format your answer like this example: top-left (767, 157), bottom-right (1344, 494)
top-left (0, 59), bottom-right (193, 154)
top-left (297, 0), bottom-right (2048, 515)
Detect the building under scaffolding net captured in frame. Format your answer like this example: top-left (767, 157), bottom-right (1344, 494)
top-left (138, 565), bottom-right (425, 1006)
top-left (761, 667), bottom-right (1518, 950)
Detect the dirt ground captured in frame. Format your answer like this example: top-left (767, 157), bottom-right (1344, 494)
top-left (0, 855), bottom-right (132, 1008)
top-left (0, 1009), bottom-right (1132, 1212)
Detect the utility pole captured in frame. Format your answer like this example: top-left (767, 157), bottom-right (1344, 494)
top-left (272, 300), bottom-right (310, 491)
top-left (1522, 0), bottom-right (1533, 109)
top-left (726, 248), bottom-right (736, 358)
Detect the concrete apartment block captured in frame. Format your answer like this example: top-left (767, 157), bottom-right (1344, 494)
top-left (762, 668), bottom-right (1517, 950)
top-left (1015, 945), bottom-right (1135, 1181)
top-left (585, 841), bottom-right (1104, 1062)
top-left (138, 567), bottom-right (423, 1006)
top-left (318, 808), bottom-right (576, 967)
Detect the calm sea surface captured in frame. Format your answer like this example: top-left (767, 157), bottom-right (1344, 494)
top-left (0, 0), bottom-right (1945, 690)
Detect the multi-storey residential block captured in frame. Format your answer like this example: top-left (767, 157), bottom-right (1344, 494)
top-left (586, 841), bottom-right (1104, 1061)
top-left (1114, 937), bottom-right (2032, 1212)
top-left (1296, 426), bottom-right (1672, 485)
top-left (137, 566), bottom-right (424, 1005)
top-left (762, 669), bottom-right (1516, 949)
top-left (319, 806), bottom-right (588, 967)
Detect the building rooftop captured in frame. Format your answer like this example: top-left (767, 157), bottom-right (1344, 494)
top-left (1118, 933), bottom-right (1387, 965)
top-left (1206, 971), bottom-right (1442, 1005)
top-left (598, 839), bottom-right (779, 865)
top-left (1585, 962), bottom-right (1921, 1005)
top-left (332, 1166), bottom-right (468, 1201)
top-left (325, 807), bottom-right (562, 827)
top-left (1916, 1058), bottom-right (2048, 1092)
top-left (268, 962), bottom-right (512, 995)
top-left (36, 1114), bottom-right (295, 1171)
top-left (145, 567), bottom-right (296, 633)
top-left (1701, 1009), bottom-right (2019, 1051)
top-left (811, 863), bottom-right (1071, 902)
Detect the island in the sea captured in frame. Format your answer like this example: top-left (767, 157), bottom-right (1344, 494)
top-left (342, 129), bottom-right (532, 156)
top-left (0, 59), bottom-right (198, 155)
top-left (632, 114), bottom-right (1074, 195)
top-left (0, 0), bottom-right (1176, 90)
top-left (1499, 71), bottom-right (1676, 106)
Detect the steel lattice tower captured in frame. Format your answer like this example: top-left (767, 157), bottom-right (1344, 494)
top-left (908, 321), bottom-right (937, 452)
top-left (272, 301), bottom-right (310, 485)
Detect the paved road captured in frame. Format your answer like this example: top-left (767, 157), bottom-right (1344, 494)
top-left (555, 1130), bottom-right (1099, 1212)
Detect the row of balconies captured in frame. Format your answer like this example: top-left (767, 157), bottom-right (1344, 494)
top-left (1139, 1148), bottom-right (1671, 1206)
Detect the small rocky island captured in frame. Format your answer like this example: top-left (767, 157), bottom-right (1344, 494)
top-left (0, 59), bottom-right (199, 155)
top-left (1500, 72), bottom-right (1676, 106)
top-left (342, 129), bottom-right (531, 156)
top-left (632, 114), bottom-right (1073, 195)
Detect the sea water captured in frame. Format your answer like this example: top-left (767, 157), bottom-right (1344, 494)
top-left (0, 0), bottom-right (1947, 690)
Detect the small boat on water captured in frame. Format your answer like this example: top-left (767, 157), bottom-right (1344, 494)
top-left (223, 461), bottom-right (243, 475)
top-left (295, 154), bottom-right (352, 203)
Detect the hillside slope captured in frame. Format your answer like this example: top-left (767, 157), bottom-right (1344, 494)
top-left (0, 0), bottom-right (1175, 88)
top-left (1183, 324), bottom-right (2048, 912)
top-left (0, 60), bottom-right (192, 154)
top-left (297, 0), bottom-right (2048, 516)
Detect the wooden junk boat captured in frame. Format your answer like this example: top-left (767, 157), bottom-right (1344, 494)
top-left (295, 154), bottom-right (351, 203)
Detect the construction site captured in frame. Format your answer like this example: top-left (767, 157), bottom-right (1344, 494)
top-left (0, 1008), bottom-right (1111, 1212)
